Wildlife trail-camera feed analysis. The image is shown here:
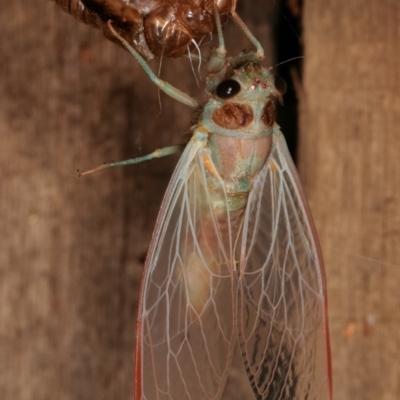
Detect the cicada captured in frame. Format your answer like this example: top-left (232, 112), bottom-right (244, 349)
top-left (52, 0), bottom-right (262, 60)
top-left (76, 6), bottom-right (332, 400)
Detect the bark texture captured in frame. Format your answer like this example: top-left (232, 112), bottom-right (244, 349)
top-left (301, 1), bottom-right (400, 399)
top-left (0, 1), bottom-right (275, 399)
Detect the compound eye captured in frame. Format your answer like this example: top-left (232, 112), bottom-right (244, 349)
top-left (216, 79), bottom-right (241, 99)
top-left (274, 75), bottom-right (287, 96)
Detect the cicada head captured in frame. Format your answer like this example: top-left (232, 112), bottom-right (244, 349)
top-left (201, 51), bottom-right (281, 138)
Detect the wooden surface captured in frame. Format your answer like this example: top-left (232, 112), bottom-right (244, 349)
top-left (4, 1), bottom-right (398, 400)
top-left (301, 1), bottom-right (400, 399)
top-left (0, 2), bottom-right (275, 400)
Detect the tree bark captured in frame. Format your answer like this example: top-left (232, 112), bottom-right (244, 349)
top-left (0, 2), bottom-right (275, 399)
top-left (301, 1), bottom-right (400, 399)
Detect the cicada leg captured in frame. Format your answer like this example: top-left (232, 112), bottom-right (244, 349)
top-left (106, 21), bottom-right (199, 109)
top-left (78, 144), bottom-right (185, 176)
top-left (212, 3), bottom-right (227, 58)
top-left (230, 0), bottom-right (265, 59)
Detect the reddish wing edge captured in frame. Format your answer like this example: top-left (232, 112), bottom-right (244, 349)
top-left (135, 138), bottom-right (236, 400)
top-left (134, 132), bottom-right (331, 400)
top-left (238, 132), bottom-right (332, 399)
top-left (281, 137), bottom-right (332, 399)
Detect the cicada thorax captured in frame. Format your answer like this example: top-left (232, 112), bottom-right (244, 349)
top-left (53, 0), bottom-right (233, 59)
top-left (201, 55), bottom-right (281, 211)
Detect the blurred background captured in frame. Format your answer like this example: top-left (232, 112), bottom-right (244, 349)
top-left (0, 1), bottom-right (399, 399)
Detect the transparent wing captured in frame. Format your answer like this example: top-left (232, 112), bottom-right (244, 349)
top-left (238, 132), bottom-right (332, 400)
top-left (135, 139), bottom-right (236, 400)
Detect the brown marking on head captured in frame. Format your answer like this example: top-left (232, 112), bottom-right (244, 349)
top-left (261, 101), bottom-right (276, 127)
top-left (212, 103), bottom-right (253, 130)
